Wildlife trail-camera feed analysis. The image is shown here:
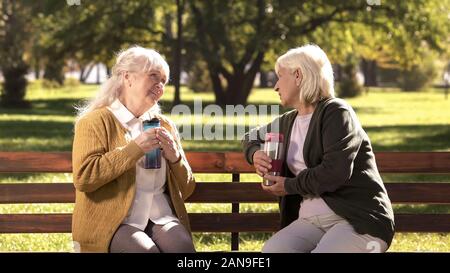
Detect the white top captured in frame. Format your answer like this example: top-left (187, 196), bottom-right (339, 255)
top-left (286, 113), bottom-right (334, 218)
top-left (107, 99), bottom-right (178, 230)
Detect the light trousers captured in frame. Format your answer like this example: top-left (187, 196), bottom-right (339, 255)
top-left (262, 213), bottom-right (388, 253)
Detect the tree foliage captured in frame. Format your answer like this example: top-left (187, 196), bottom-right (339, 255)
top-left (1, 0), bottom-right (448, 106)
top-left (185, 0), bottom-right (449, 104)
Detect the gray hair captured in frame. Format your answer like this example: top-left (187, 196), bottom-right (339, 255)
top-left (275, 44), bottom-right (334, 105)
top-left (75, 46), bottom-right (170, 121)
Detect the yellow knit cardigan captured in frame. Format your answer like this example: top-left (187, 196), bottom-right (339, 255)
top-left (71, 107), bottom-right (195, 252)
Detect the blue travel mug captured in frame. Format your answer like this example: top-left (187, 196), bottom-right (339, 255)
top-left (143, 118), bottom-right (161, 169)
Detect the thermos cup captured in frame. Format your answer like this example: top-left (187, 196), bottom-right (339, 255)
top-left (143, 118), bottom-right (161, 169)
top-left (262, 132), bottom-right (284, 186)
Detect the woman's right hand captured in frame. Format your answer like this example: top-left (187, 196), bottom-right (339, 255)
top-left (134, 128), bottom-right (161, 153)
top-left (253, 150), bottom-right (272, 178)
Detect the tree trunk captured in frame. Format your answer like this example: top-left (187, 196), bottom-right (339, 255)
top-left (225, 78), bottom-right (252, 105)
top-left (0, 0), bottom-right (30, 107)
top-left (106, 66), bottom-right (111, 78)
top-left (80, 63), bottom-right (94, 83)
top-left (33, 56), bottom-right (41, 80)
top-left (210, 68), bottom-right (226, 105)
top-left (43, 60), bottom-right (65, 85)
top-left (172, 0), bottom-right (184, 106)
top-left (335, 64), bottom-right (343, 82)
top-left (0, 63), bottom-right (30, 108)
top-left (361, 59), bottom-right (378, 87)
top-left (79, 66), bottom-right (85, 82)
top-left (96, 63), bottom-right (100, 84)
top-left (214, 52), bottom-right (264, 106)
top-left (259, 71), bottom-right (268, 88)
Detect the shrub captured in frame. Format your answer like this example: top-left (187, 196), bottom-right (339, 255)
top-left (401, 58), bottom-right (438, 91)
top-left (337, 55), bottom-right (364, 98)
top-left (41, 79), bottom-right (62, 89)
top-left (186, 60), bottom-right (213, 93)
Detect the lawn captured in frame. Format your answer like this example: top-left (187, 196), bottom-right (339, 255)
top-left (0, 81), bottom-right (449, 252)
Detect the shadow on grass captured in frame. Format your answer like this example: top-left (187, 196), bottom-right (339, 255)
top-left (352, 106), bottom-right (386, 115)
top-left (393, 204), bottom-right (450, 214)
top-left (0, 120), bottom-right (74, 151)
top-left (0, 98), bottom-right (82, 117)
top-left (1, 118), bottom-right (448, 153)
top-left (365, 124), bottom-right (450, 151)
top-left (1, 97), bottom-right (288, 118)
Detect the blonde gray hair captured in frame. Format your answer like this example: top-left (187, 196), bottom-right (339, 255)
top-left (75, 46), bottom-right (170, 121)
top-left (275, 44), bottom-right (334, 105)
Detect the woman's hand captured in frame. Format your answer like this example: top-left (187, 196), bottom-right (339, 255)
top-left (134, 128), bottom-right (161, 153)
top-left (156, 127), bottom-right (181, 163)
top-left (262, 174), bottom-right (287, 196)
top-left (253, 150), bottom-right (272, 177)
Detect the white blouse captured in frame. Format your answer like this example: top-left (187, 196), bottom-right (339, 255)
top-left (286, 113), bottom-right (334, 218)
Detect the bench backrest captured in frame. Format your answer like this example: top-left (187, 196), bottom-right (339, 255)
top-left (1, 151), bottom-right (450, 250)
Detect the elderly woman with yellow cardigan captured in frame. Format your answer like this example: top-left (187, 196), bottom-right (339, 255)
top-left (72, 46), bottom-right (195, 253)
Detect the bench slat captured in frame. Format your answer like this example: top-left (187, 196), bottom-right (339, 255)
top-left (0, 213), bottom-right (448, 233)
top-left (1, 152), bottom-right (450, 173)
top-left (1, 182), bottom-right (450, 204)
top-left (0, 183), bottom-right (75, 204)
top-left (0, 214), bottom-right (71, 233)
top-left (386, 183), bottom-right (450, 204)
top-left (0, 152), bottom-right (72, 173)
top-left (375, 152), bottom-right (450, 173)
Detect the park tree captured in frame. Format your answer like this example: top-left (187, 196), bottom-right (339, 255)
top-left (37, 0), bottom-right (163, 73)
top-left (316, 1), bottom-right (449, 92)
top-left (384, 0), bottom-right (449, 91)
top-left (186, 0), bottom-right (449, 104)
top-left (2, 0), bottom-right (448, 107)
top-left (0, 0), bottom-right (34, 108)
top-left (185, 0), bottom-right (383, 105)
top-left (37, 0), bottom-right (186, 102)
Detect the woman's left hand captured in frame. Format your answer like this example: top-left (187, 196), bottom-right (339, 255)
top-left (156, 127), bottom-right (181, 163)
top-left (262, 174), bottom-right (287, 196)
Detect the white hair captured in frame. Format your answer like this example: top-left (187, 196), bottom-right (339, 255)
top-left (75, 46), bottom-right (170, 121)
top-left (275, 44), bottom-right (334, 105)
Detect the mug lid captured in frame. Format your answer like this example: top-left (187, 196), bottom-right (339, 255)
top-left (265, 132), bottom-right (284, 142)
top-left (143, 117), bottom-right (160, 125)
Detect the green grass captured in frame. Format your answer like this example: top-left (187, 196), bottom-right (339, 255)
top-left (1, 84), bottom-right (449, 152)
top-left (0, 81), bottom-right (449, 252)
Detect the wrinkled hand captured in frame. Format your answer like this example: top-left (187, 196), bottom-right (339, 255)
top-left (134, 128), bottom-right (161, 153)
top-left (156, 127), bottom-right (181, 163)
top-left (262, 174), bottom-right (287, 196)
top-left (253, 150), bottom-right (272, 178)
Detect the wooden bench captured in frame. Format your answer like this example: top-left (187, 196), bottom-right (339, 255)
top-left (1, 151), bottom-right (450, 251)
